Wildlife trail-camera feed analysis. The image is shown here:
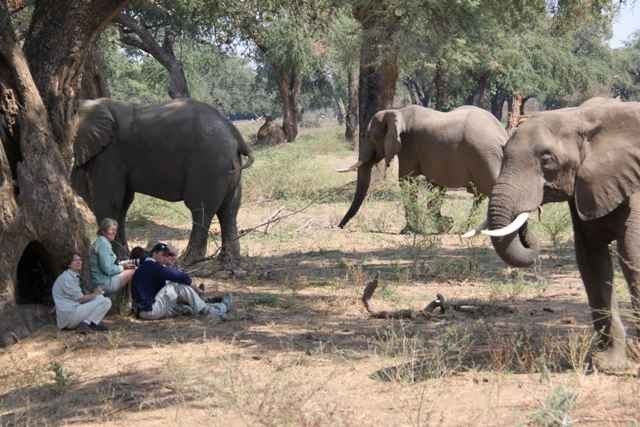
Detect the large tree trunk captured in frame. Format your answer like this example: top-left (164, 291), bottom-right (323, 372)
top-left (353, 4), bottom-right (400, 147)
top-left (115, 13), bottom-right (190, 99)
top-left (345, 66), bottom-right (358, 145)
top-left (80, 41), bottom-right (111, 99)
top-left (276, 66), bottom-right (301, 142)
top-left (0, 1), bottom-right (125, 347)
top-left (23, 0), bottom-right (127, 172)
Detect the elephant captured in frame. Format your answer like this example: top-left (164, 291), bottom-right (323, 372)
top-left (338, 105), bottom-right (507, 234)
top-left (71, 98), bottom-right (254, 265)
top-left (482, 98), bottom-right (640, 371)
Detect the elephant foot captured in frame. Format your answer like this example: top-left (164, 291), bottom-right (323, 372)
top-left (591, 345), bottom-right (636, 374)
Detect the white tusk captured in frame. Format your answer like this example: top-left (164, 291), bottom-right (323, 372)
top-left (462, 219), bottom-right (488, 238)
top-left (336, 160), bottom-right (363, 173)
top-left (481, 212), bottom-right (530, 237)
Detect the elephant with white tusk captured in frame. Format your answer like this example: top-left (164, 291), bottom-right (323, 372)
top-left (486, 97), bottom-right (640, 371)
top-left (337, 105), bottom-right (508, 235)
top-left (71, 98), bottom-right (254, 265)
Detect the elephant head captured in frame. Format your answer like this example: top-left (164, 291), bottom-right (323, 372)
top-left (485, 101), bottom-right (640, 267)
top-left (338, 109), bottom-right (404, 228)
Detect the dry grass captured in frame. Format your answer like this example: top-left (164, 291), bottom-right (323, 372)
top-left (2, 121), bottom-right (639, 426)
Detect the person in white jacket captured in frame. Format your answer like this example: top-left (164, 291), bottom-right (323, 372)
top-left (52, 253), bottom-right (112, 333)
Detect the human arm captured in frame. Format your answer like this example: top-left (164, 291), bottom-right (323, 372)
top-left (78, 287), bottom-right (104, 303)
top-left (158, 265), bottom-right (192, 286)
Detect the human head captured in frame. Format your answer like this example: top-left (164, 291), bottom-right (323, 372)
top-left (129, 246), bottom-right (147, 261)
top-left (150, 242), bottom-right (175, 264)
top-left (67, 253), bottom-right (82, 272)
top-left (98, 218), bottom-right (118, 241)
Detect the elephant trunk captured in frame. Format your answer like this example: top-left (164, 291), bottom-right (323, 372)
top-left (487, 182), bottom-right (540, 267)
top-left (339, 161), bottom-right (374, 228)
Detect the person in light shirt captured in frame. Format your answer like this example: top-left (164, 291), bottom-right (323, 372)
top-left (52, 253), bottom-right (111, 333)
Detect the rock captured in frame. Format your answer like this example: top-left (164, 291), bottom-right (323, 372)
top-left (255, 116), bottom-right (286, 146)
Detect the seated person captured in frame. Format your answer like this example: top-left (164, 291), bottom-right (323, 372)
top-left (89, 218), bottom-right (136, 295)
top-left (52, 253), bottom-right (111, 333)
top-left (132, 243), bottom-right (231, 320)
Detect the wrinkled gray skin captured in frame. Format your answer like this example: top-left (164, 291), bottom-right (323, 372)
top-left (339, 105), bottom-right (507, 231)
top-left (487, 97), bottom-right (640, 370)
top-left (71, 98), bottom-right (254, 265)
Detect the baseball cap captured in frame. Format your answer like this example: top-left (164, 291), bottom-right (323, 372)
top-left (150, 242), bottom-right (175, 256)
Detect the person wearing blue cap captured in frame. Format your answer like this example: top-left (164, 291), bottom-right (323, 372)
top-left (131, 242), bottom-right (231, 320)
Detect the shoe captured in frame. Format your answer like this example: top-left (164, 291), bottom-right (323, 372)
top-left (222, 294), bottom-right (233, 312)
top-left (76, 323), bottom-right (93, 334)
top-left (205, 296), bottom-right (223, 304)
top-left (89, 322), bottom-right (109, 332)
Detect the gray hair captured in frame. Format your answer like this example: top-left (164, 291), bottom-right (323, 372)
top-left (98, 218), bottom-right (118, 235)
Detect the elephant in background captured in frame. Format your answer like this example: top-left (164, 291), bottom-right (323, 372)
top-left (483, 98), bottom-right (640, 370)
top-left (338, 105), bottom-right (507, 233)
top-left (71, 98), bottom-right (254, 265)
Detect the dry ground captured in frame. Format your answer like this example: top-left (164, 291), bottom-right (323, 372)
top-left (1, 120), bottom-right (639, 426)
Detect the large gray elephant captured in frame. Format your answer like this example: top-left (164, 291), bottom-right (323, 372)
top-left (483, 98), bottom-right (640, 370)
top-left (338, 105), bottom-right (507, 233)
top-left (71, 98), bottom-right (254, 265)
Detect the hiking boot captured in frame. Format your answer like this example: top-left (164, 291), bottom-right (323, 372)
top-left (89, 322), bottom-right (109, 332)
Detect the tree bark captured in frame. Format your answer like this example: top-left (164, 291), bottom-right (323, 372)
top-left (275, 65), bottom-right (301, 142)
top-left (433, 60), bottom-right (449, 111)
top-left (506, 93), bottom-right (525, 135)
top-left (345, 66), bottom-right (358, 145)
top-left (0, 4), bottom-right (97, 346)
top-left (80, 41), bottom-right (111, 99)
top-left (490, 90), bottom-right (507, 121)
top-left (115, 13), bottom-right (190, 99)
top-left (23, 0), bottom-right (127, 171)
top-left (353, 4), bottom-right (400, 146)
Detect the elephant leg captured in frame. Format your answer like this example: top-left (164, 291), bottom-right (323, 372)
top-left (114, 189), bottom-right (135, 258)
top-left (182, 207), bottom-right (216, 266)
top-left (399, 174), bottom-right (421, 234)
top-left (616, 225), bottom-right (640, 340)
top-left (216, 184), bottom-right (242, 265)
top-left (464, 186), bottom-right (486, 230)
top-left (574, 230), bottom-right (629, 371)
top-left (428, 184), bottom-right (452, 233)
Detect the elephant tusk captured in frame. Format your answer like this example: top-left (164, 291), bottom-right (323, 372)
top-left (481, 212), bottom-right (530, 237)
top-left (462, 219), bottom-right (488, 238)
top-left (336, 160), bottom-right (363, 173)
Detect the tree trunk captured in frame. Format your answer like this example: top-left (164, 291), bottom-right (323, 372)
top-left (471, 73), bottom-right (488, 107)
top-left (490, 90), bottom-right (507, 121)
top-left (115, 13), bottom-right (190, 99)
top-left (80, 40), bottom-right (111, 99)
top-left (23, 0), bottom-right (127, 172)
top-left (506, 93), bottom-right (525, 135)
top-left (0, 4), bottom-right (103, 346)
top-left (353, 4), bottom-right (400, 146)
top-left (276, 66), bottom-right (301, 142)
top-left (433, 60), bottom-right (449, 111)
top-left (345, 66), bottom-right (358, 145)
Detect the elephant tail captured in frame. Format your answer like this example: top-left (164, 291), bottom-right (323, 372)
top-left (241, 151), bottom-right (254, 170)
top-left (230, 122), bottom-right (254, 171)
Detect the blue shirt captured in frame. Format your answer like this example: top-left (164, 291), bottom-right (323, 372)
top-left (132, 258), bottom-right (191, 312)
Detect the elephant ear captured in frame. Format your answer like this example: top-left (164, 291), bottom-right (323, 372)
top-left (73, 100), bottom-right (116, 167)
top-left (574, 103), bottom-right (640, 220)
top-left (383, 111), bottom-right (404, 166)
